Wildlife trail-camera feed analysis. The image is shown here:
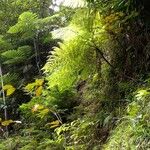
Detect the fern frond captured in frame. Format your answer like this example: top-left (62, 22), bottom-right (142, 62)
top-left (1, 45), bottom-right (32, 65)
top-left (43, 32), bottom-right (97, 91)
top-left (2, 73), bottom-right (20, 85)
top-left (43, 4), bottom-right (111, 91)
top-left (37, 14), bottom-right (60, 26)
top-left (51, 8), bottom-right (96, 42)
top-left (8, 11), bottom-right (62, 39)
top-left (8, 12), bottom-right (38, 38)
top-left (0, 36), bottom-right (12, 50)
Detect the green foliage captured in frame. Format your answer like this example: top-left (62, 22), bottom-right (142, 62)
top-left (0, 0), bottom-right (59, 138)
top-left (8, 11), bottom-right (65, 40)
top-left (43, 35), bottom-right (97, 91)
top-left (1, 45), bottom-right (32, 65)
top-left (2, 73), bottom-right (20, 85)
top-left (24, 79), bottom-right (44, 96)
top-left (3, 84), bottom-right (16, 96)
top-left (54, 118), bottom-right (96, 149)
top-left (43, 8), bottom-right (110, 91)
top-left (0, 132), bottom-right (64, 150)
top-left (0, 1), bottom-right (149, 150)
top-left (0, 36), bottom-right (12, 51)
top-left (103, 88), bottom-right (150, 150)
top-left (0, 136), bottom-right (38, 150)
top-left (8, 12), bottom-right (38, 39)
top-left (43, 0), bottom-right (136, 92)
top-left (19, 78), bottom-right (77, 130)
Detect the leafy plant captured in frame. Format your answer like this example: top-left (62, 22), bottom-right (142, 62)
top-left (103, 88), bottom-right (150, 150)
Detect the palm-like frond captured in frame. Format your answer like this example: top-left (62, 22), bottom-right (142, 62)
top-left (8, 11), bottom-right (62, 39)
top-left (51, 8), bottom-right (95, 41)
top-left (0, 36), bottom-right (12, 51)
top-left (43, 1), bottom-right (111, 91)
top-left (1, 45), bottom-right (32, 65)
top-left (8, 12), bottom-right (38, 39)
top-left (2, 73), bottom-right (20, 85)
top-left (43, 31), bottom-right (97, 91)
top-left (8, 12), bottom-right (38, 34)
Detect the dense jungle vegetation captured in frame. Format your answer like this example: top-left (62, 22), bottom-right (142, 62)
top-left (0, 0), bottom-right (150, 149)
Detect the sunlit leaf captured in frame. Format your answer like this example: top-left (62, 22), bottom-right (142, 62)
top-left (135, 90), bottom-right (150, 100)
top-left (46, 120), bottom-right (60, 128)
top-left (31, 104), bottom-right (44, 112)
top-left (35, 86), bottom-right (43, 96)
top-left (50, 124), bottom-right (60, 128)
top-left (1, 120), bottom-right (13, 126)
top-left (3, 84), bottom-right (16, 96)
top-left (24, 83), bottom-right (36, 92)
top-left (49, 120), bottom-right (60, 125)
top-left (37, 108), bottom-right (49, 118)
top-left (35, 79), bottom-right (44, 86)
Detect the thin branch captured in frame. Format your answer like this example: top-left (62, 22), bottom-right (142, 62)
top-left (0, 64), bottom-right (8, 137)
top-left (95, 46), bottom-right (114, 68)
top-left (63, 28), bottom-right (114, 68)
top-left (53, 112), bottom-right (63, 124)
top-left (33, 37), bottom-right (41, 75)
top-left (91, 38), bottom-right (114, 68)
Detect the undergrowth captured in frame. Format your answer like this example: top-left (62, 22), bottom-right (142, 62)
top-left (1, 78), bottom-right (149, 150)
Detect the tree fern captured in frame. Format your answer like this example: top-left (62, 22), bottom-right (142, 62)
top-left (8, 12), bottom-right (38, 39)
top-left (43, 32), bottom-right (97, 91)
top-left (43, 5), bottom-right (112, 91)
top-left (8, 11), bottom-right (65, 39)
